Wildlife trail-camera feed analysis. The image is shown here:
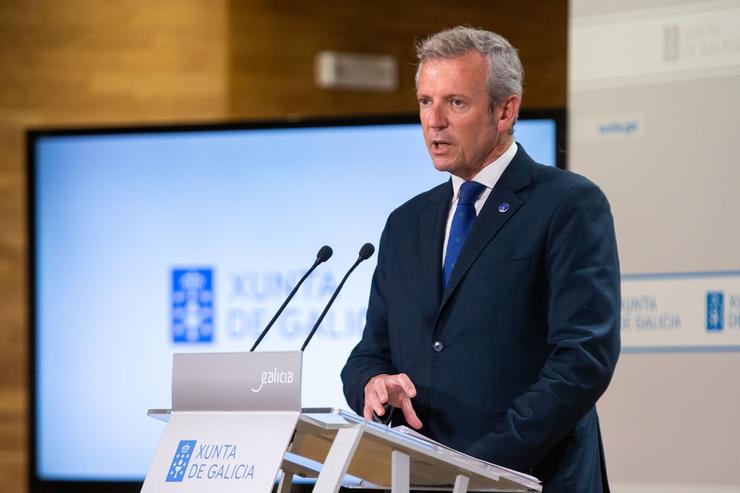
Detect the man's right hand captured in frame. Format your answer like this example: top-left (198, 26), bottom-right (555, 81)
top-left (363, 373), bottom-right (423, 429)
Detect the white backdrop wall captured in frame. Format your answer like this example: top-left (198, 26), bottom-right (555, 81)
top-left (569, 1), bottom-right (740, 491)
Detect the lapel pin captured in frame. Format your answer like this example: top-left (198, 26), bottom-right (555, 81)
top-left (498, 202), bottom-right (510, 213)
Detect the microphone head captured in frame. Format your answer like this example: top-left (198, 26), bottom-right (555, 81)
top-left (316, 245), bottom-right (333, 264)
top-left (358, 242), bottom-right (375, 261)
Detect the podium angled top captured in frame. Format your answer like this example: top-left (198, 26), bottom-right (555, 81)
top-left (294, 408), bottom-right (540, 492)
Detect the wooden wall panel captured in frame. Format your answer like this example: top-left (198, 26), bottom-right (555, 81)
top-left (0, 1), bottom-right (566, 491)
top-left (228, 0), bottom-right (567, 119)
top-left (0, 1), bottom-right (228, 491)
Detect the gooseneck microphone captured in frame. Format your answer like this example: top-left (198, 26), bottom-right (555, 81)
top-left (249, 245), bottom-right (333, 351)
top-left (300, 243), bottom-right (375, 351)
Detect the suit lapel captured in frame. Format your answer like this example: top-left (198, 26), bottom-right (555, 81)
top-left (436, 145), bottom-right (536, 320)
top-left (418, 181), bottom-right (452, 307)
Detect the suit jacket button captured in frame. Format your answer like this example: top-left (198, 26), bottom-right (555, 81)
top-left (432, 341), bottom-right (445, 352)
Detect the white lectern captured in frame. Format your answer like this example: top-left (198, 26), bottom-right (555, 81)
top-left (141, 352), bottom-right (541, 493)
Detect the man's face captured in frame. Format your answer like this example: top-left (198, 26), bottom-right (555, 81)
top-left (416, 52), bottom-right (511, 180)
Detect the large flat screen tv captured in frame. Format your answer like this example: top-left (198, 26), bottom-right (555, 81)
top-left (28, 111), bottom-right (565, 491)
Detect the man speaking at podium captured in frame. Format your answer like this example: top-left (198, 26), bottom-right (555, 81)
top-left (341, 26), bottom-right (620, 493)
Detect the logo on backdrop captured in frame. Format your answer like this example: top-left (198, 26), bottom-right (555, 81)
top-left (706, 291), bottom-right (724, 331)
top-left (167, 440), bottom-right (196, 482)
top-left (172, 268), bottom-right (215, 343)
top-left (663, 24), bottom-right (680, 62)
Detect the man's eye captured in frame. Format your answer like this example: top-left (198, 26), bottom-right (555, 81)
top-left (418, 97), bottom-right (431, 106)
top-left (451, 99), bottom-right (464, 107)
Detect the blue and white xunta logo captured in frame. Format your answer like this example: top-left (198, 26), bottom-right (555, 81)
top-left (172, 268), bottom-right (214, 343)
top-left (166, 440), bottom-right (197, 482)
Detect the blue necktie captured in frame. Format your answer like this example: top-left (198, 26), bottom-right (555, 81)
top-left (443, 181), bottom-right (486, 290)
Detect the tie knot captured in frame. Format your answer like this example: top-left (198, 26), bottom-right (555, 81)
top-left (458, 181), bottom-right (486, 205)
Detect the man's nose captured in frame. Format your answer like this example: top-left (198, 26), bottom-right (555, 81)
top-left (427, 103), bottom-right (448, 130)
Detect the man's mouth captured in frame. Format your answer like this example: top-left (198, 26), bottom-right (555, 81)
top-left (431, 140), bottom-right (452, 152)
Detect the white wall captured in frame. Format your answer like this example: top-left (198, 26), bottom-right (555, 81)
top-left (569, 1), bottom-right (740, 491)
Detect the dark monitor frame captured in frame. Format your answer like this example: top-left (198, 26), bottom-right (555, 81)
top-left (26, 109), bottom-right (565, 493)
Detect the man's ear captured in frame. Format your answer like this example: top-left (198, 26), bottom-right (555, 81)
top-left (494, 95), bottom-right (522, 134)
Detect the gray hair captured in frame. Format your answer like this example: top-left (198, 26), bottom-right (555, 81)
top-left (415, 26), bottom-right (524, 107)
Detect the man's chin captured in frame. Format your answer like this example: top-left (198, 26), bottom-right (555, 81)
top-left (431, 159), bottom-right (457, 174)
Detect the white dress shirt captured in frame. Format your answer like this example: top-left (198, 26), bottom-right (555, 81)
top-left (442, 140), bottom-right (518, 264)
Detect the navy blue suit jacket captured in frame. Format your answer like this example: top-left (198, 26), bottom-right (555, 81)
top-left (341, 145), bottom-right (620, 492)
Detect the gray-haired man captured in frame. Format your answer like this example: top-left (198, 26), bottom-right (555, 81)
top-left (342, 26), bottom-right (620, 493)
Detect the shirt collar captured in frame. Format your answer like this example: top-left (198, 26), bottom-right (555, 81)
top-left (450, 140), bottom-right (518, 200)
